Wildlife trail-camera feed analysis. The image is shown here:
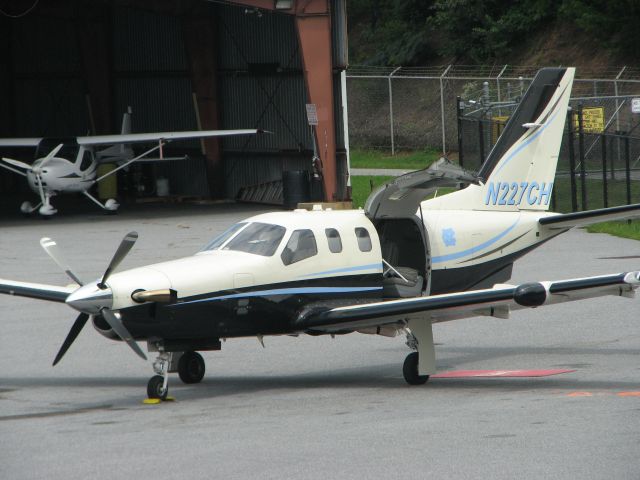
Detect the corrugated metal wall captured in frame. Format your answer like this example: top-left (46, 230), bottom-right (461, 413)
top-left (0, 1), bottom-right (349, 201)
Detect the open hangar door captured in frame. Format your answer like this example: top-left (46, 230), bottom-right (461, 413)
top-left (0, 0), bottom-right (349, 216)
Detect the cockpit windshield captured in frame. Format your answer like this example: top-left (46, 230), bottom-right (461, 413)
top-left (201, 222), bottom-right (248, 251)
top-left (223, 222), bottom-right (286, 256)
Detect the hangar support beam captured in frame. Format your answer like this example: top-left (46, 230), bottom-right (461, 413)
top-left (182, 11), bottom-right (224, 198)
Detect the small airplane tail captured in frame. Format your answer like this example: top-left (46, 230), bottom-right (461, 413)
top-left (478, 67), bottom-right (575, 211)
top-left (121, 107), bottom-right (132, 135)
top-left (437, 68), bottom-right (575, 212)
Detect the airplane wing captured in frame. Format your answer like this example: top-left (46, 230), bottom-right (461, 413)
top-left (0, 278), bottom-right (75, 303)
top-left (540, 203), bottom-right (640, 230)
top-left (294, 271), bottom-right (640, 333)
top-left (0, 138), bottom-right (42, 148)
top-left (77, 129), bottom-right (266, 146)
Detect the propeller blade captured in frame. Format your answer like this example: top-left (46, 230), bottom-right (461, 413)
top-left (52, 312), bottom-right (90, 366)
top-left (40, 237), bottom-right (84, 286)
top-left (98, 232), bottom-right (138, 289)
top-left (101, 308), bottom-right (147, 360)
top-left (2, 157), bottom-right (32, 170)
top-left (38, 143), bottom-right (64, 170)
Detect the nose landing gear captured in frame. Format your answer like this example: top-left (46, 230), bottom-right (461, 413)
top-left (146, 350), bottom-right (207, 401)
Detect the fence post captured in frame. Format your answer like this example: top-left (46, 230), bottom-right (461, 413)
top-left (577, 105), bottom-right (587, 211)
top-left (388, 66), bottom-right (401, 156)
top-left (601, 134), bottom-right (608, 208)
top-left (625, 134), bottom-right (631, 204)
top-left (567, 107), bottom-right (578, 212)
top-left (456, 96), bottom-right (464, 168)
top-left (440, 65), bottom-right (452, 155)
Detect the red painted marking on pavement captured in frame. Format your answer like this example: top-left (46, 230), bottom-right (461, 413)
top-left (432, 369), bottom-right (576, 378)
top-left (567, 392), bottom-right (593, 397)
top-left (617, 392), bottom-right (640, 397)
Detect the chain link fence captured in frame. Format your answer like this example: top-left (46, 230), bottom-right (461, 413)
top-left (347, 65), bottom-right (640, 212)
top-left (346, 65), bottom-right (640, 155)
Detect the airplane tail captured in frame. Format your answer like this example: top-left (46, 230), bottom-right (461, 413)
top-left (437, 68), bottom-right (575, 212)
top-left (479, 67), bottom-right (574, 211)
top-left (121, 107), bottom-right (132, 135)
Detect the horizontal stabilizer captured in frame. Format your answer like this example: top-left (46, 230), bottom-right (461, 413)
top-left (0, 278), bottom-right (75, 303)
top-left (539, 203), bottom-right (640, 229)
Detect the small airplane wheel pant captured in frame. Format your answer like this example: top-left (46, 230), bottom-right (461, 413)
top-left (178, 351), bottom-right (205, 384)
top-left (403, 352), bottom-right (430, 385)
top-left (147, 375), bottom-right (168, 400)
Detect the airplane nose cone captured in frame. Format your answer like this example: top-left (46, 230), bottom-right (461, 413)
top-left (66, 282), bottom-right (113, 314)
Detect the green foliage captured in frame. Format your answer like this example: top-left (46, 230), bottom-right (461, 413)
top-left (558, 0), bottom-right (640, 56)
top-left (430, 0), bottom-right (557, 61)
top-left (348, 0), bottom-right (639, 64)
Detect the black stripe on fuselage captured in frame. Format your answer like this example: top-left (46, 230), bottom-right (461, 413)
top-left (120, 274), bottom-right (384, 340)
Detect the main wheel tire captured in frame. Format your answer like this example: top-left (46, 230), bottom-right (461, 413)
top-left (402, 352), bottom-right (429, 385)
top-left (147, 375), bottom-right (168, 400)
top-left (178, 351), bottom-right (206, 384)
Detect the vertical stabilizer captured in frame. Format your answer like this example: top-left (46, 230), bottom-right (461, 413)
top-left (479, 67), bottom-right (574, 211)
top-left (432, 68), bottom-right (575, 212)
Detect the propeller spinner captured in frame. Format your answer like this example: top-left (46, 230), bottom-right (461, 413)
top-left (41, 232), bottom-right (147, 365)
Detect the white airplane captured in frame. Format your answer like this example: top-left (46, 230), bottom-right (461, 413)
top-left (0, 110), bottom-right (265, 216)
top-left (2, 67), bottom-right (640, 401)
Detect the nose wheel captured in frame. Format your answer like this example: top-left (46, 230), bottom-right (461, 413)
top-left (147, 351), bottom-right (172, 400)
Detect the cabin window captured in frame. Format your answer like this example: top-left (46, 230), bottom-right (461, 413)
top-left (281, 229), bottom-right (318, 265)
top-left (325, 228), bottom-right (342, 253)
top-left (79, 149), bottom-right (94, 171)
top-left (201, 222), bottom-right (248, 251)
top-left (223, 222), bottom-right (286, 256)
top-left (355, 227), bottom-right (372, 252)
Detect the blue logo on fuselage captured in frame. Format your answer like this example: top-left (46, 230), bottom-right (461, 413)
top-left (442, 228), bottom-right (456, 246)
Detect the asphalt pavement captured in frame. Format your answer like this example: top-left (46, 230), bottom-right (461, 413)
top-left (1, 203), bottom-right (640, 480)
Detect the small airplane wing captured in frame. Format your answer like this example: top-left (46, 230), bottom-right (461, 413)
top-left (0, 278), bottom-right (75, 303)
top-left (77, 129), bottom-right (266, 146)
top-left (294, 271), bottom-right (640, 333)
top-left (540, 203), bottom-right (640, 230)
top-left (0, 138), bottom-right (42, 148)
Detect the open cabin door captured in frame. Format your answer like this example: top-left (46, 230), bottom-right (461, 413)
top-left (364, 159), bottom-right (480, 297)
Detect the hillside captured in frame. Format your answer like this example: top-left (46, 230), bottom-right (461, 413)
top-left (347, 1), bottom-right (640, 69)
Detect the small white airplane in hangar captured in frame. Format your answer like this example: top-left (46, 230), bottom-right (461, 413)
top-left (2, 67), bottom-right (640, 401)
top-left (0, 110), bottom-right (264, 216)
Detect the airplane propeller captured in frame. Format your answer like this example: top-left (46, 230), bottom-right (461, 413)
top-left (2, 143), bottom-right (63, 174)
top-left (41, 231), bottom-right (148, 365)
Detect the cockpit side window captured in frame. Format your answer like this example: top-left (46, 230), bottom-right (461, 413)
top-left (80, 149), bottom-right (94, 171)
top-left (355, 227), bottom-right (372, 252)
top-left (223, 222), bottom-right (286, 256)
top-left (281, 229), bottom-right (318, 265)
top-left (325, 228), bottom-right (342, 253)
top-left (201, 222), bottom-right (248, 251)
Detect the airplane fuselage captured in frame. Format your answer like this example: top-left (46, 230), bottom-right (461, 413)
top-left (26, 156), bottom-right (96, 195)
top-left (76, 207), bottom-right (559, 344)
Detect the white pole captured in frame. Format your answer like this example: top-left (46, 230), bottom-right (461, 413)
top-left (389, 66), bottom-right (401, 155)
top-left (341, 70), bottom-right (351, 188)
top-left (440, 64), bottom-right (452, 155)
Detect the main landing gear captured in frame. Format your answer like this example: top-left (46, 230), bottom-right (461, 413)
top-left (402, 319), bottom-right (436, 386)
top-left (146, 350), bottom-right (206, 400)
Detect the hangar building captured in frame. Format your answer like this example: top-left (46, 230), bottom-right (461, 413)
top-left (0, 0), bottom-right (349, 212)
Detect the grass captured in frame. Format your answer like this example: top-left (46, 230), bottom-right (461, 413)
top-left (350, 176), bottom-right (394, 209)
top-left (350, 148), bottom-right (441, 170)
top-left (586, 220), bottom-right (640, 241)
top-left (350, 152), bottom-right (640, 242)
